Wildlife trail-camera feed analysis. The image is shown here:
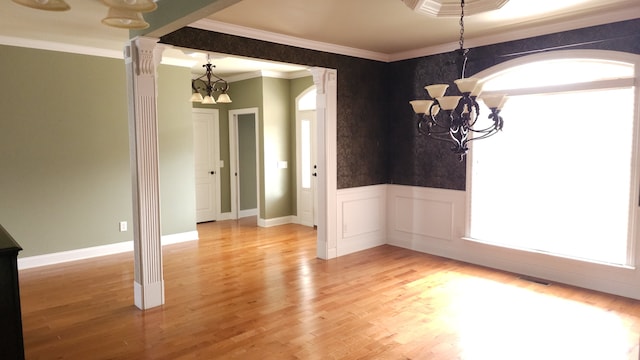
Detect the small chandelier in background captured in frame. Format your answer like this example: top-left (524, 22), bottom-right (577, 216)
top-left (190, 57), bottom-right (232, 105)
top-left (11, 0), bottom-right (158, 30)
top-left (409, 0), bottom-right (507, 161)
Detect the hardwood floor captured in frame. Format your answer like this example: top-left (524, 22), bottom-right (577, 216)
top-left (19, 218), bottom-right (640, 359)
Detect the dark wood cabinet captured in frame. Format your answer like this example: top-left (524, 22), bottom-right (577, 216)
top-left (0, 225), bottom-right (25, 360)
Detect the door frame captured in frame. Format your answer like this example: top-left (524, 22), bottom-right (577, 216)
top-left (228, 107), bottom-right (260, 221)
top-left (295, 86), bottom-right (317, 227)
top-left (310, 68), bottom-right (337, 260)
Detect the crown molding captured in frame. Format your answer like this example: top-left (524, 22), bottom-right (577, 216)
top-left (3, 6), bottom-right (637, 66)
top-left (0, 35), bottom-right (124, 59)
top-left (190, 19), bottom-right (392, 62)
top-left (192, 9), bottom-right (639, 64)
top-left (0, 35), bottom-right (201, 68)
top-left (375, 6), bottom-right (640, 62)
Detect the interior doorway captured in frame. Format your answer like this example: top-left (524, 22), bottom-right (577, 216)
top-left (296, 86), bottom-right (317, 227)
top-left (229, 108), bottom-right (260, 221)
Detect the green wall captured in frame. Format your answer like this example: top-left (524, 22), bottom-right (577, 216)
top-left (262, 77), bottom-right (291, 219)
top-left (0, 45), bottom-right (195, 257)
top-left (157, 64), bottom-right (197, 234)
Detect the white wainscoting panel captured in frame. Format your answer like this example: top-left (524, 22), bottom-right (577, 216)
top-left (394, 196), bottom-right (453, 240)
top-left (387, 185), bottom-right (466, 257)
top-left (385, 184), bottom-right (640, 300)
top-left (336, 185), bottom-right (387, 256)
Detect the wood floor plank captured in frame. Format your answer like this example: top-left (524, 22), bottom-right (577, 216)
top-left (18, 217), bottom-right (640, 359)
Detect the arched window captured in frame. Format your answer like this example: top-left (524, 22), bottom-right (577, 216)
top-left (468, 50), bottom-right (639, 266)
top-left (297, 87), bottom-right (316, 111)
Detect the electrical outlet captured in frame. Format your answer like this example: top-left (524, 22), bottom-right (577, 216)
top-left (119, 221), bottom-right (127, 232)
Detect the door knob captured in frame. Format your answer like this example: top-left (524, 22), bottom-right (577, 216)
top-left (210, 171), bottom-right (215, 175)
top-left (312, 172), bottom-right (317, 177)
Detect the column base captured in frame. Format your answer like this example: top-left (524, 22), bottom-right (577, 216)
top-left (134, 280), bottom-right (165, 310)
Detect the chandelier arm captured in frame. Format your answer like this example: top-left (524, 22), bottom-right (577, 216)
top-left (465, 99), bottom-right (481, 127)
top-left (449, 128), bottom-right (465, 149)
top-left (468, 124), bottom-right (500, 133)
top-left (211, 79), bottom-right (230, 92)
top-left (470, 111), bottom-right (504, 133)
top-left (465, 128), bottom-right (500, 143)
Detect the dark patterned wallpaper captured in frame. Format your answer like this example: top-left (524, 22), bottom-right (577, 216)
top-left (161, 18), bottom-right (640, 191)
top-left (388, 18), bottom-right (640, 190)
top-left (160, 28), bottom-right (389, 189)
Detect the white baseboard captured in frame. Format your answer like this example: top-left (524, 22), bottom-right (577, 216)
top-left (258, 216), bottom-right (294, 227)
top-left (239, 208), bottom-right (258, 218)
top-left (18, 230), bottom-right (199, 270)
top-left (217, 212), bottom-right (234, 221)
top-left (291, 215), bottom-right (315, 227)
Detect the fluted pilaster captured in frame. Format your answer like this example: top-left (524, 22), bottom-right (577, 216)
top-left (310, 68), bottom-right (338, 260)
top-left (124, 37), bottom-right (164, 310)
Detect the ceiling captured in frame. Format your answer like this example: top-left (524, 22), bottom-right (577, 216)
top-left (1, 0), bottom-right (638, 76)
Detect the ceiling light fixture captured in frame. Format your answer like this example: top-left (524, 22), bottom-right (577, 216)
top-left (409, 0), bottom-right (507, 160)
top-left (101, 7), bottom-right (149, 29)
top-left (101, 0), bottom-right (157, 12)
top-left (101, 0), bottom-right (157, 30)
top-left (190, 57), bottom-right (232, 105)
top-left (11, 0), bottom-right (70, 11)
top-left (11, 0), bottom-right (158, 30)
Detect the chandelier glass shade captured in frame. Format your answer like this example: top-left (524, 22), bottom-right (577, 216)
top-left (409, 0), bottom-right (507, 160)
top-left (101, 0), bottom-right (157, 12)
top-left (191, 60), bottom-right (232, 105)
top-left (11, 0), bottom-right (157, 29)
top-left (11, 0), bottom-right (70, 11)
top-left (101, 7), bottom-right (149, 29)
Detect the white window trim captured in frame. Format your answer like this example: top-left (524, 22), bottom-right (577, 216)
top-left (461, 49), bottom-right (640, 298)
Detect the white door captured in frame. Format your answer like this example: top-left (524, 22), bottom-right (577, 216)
top-left (297, 111), bottom-right (317, 227)
top-left (193, 108), bottom-right (220, 223)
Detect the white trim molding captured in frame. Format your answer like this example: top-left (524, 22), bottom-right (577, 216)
top-left (17, 231), bottom-right (199, 270)
top-left (190, 19), bottom-right (391, 62)
top-left (258, 216), bottom-right (295, 228)
top-left (239, 208), bottom-right (258, 218)
top-left (190, 9), bottom-right (640, 63)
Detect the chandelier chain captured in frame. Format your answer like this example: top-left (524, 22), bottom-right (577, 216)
top-left (459, 0), bottom-right (465, 51)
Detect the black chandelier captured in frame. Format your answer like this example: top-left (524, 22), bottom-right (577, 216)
top-left (190, 57), bottom-right (232, 104)
top-left (410, 0), bottom-right (507, 161)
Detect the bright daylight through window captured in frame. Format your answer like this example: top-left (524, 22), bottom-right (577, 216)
top-left (469, 53), bottom-right (638, 265)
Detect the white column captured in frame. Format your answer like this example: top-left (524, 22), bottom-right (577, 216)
top-left (124, 37), bottom-right (165, 310)
top-left (311, 68), bottom-right (338, 260)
